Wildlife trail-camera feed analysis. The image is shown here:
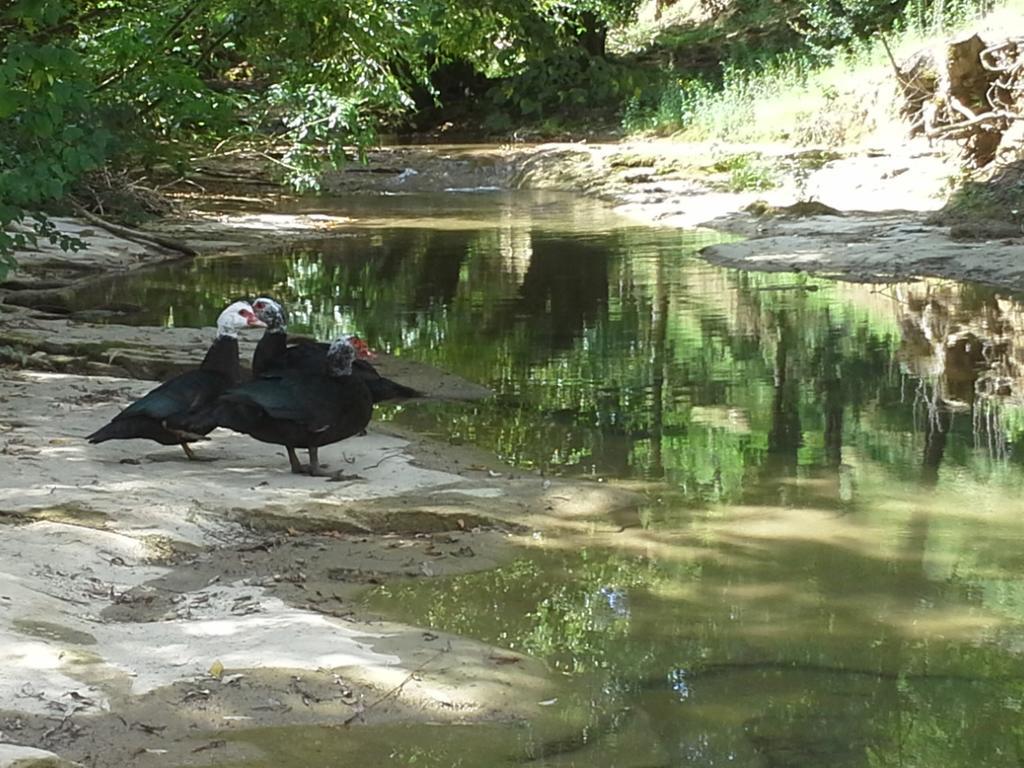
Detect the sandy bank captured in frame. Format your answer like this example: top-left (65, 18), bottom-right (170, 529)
top-left (0, 365), bottom-right (639, 766)
top-left (505, 139), bottom-right (1024, 290)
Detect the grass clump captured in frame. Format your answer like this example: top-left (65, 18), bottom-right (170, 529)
top-left (710, 154), bottom-right (781, 191)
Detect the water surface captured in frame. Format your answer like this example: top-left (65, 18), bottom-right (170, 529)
top-left (75, 190), bottom-right (1024, 766)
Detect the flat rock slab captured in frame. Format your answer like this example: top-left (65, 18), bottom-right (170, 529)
top-left (704, 214), bottom-right (1024, 288)
top-left (0, 744), bottom-right (79, 767)
top-left (4, 218), bottom-right (170, 288)
top-left (700, 213), bottom-right (1024, 289)
top-left (320, 145), bottom-right (511, 195)
top-left (0, 370), bottom-right (506, 541)
top-left (146, 211), bottom-right (363, 253)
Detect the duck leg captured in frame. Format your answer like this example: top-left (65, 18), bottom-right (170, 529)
top-left (287, 446), bottom-right (304, 474)
top-left (179, 439), bottom-right (216, 462)
top-left (306, 446), bottom-right (329, 477)
top-left (287, 446), bottom-right (326, 476)
top-left (307, 446), bottom-right (356, 482)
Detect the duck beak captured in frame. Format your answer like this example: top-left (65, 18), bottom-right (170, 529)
top-left (241, 308), bottom-right (266, 328)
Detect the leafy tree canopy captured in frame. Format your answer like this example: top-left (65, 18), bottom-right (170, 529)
top-left (0, 0), bottom-right (641, 258)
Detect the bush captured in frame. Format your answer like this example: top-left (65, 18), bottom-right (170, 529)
top-left (618, 0), bottom-right (1004, 144)
top-left (622, 77), bottom-right (714, 135)
top-left (485, 51), bottom-right (651, 132)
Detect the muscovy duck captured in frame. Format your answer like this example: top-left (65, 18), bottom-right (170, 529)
top-left (180, 337), bottom-right (373, 476)
top-left (86, 300), bottom-right (265, 459)
top-left (251, 297), bottom-right (422, 402)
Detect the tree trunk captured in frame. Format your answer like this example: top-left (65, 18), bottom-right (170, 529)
top-left (576, 11), bottom-right (607, 58)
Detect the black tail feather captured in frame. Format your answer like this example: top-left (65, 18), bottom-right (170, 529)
top-left (86, 425), bottom-right (116, 444)
top-left (368, 377), bottom-right (424, 403)
top-left (87, 421), bottom-right (140, 444)
top-left (86, 415), bottom-right (188, 447)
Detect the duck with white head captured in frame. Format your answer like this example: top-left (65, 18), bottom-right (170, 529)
top-left (87, 300), bottom-right (265, 459)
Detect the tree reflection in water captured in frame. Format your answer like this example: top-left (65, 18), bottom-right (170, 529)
top-left (69, 196), bottom-right (1024, 492)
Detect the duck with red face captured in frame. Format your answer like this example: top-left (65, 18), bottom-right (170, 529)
top-left (87, 301), bottom-right (265, 459)
top-left (175, 336), bottom-right (374, 477)
top-left (250, 297), bottom-right (421, 403)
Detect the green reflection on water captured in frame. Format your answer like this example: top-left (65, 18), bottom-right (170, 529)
top-left (215, 716), bottom-right (679, 768)
top-left (74, 190), bottom-right (1024, 766)
top-left (358, 477), bottom-right (1024, 766)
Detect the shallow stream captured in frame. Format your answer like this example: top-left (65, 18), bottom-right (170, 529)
top-left (76, 190), bottom-right (1024, 766)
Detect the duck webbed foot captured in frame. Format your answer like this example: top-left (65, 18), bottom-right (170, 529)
top-left (288, 446), bottom-right (329, 476)
top-left (304, 446), bottom-right (331, 477)
top-left (326, 469), bottom-right (365, 482)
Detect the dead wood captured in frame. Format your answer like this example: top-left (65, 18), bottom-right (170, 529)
top-left (70, 203), bottom-right (198, 257)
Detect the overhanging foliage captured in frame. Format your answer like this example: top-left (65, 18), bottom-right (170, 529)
top-left (0, 0), bottom-right (641, 258)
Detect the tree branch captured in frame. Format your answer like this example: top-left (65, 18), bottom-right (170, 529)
top-left (70, 201), bottom-right (197, 257)
top-left (879, 32), bottom-right (911, 89)
top-left (94, 0), bottom-right (208, 93)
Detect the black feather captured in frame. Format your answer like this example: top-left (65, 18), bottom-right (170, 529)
top-left (252, 323), bottom-right (422, 403)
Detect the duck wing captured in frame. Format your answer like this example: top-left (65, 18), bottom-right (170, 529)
top-left (220, 375), bottom-right (340, 431)
top-left (347, 359), bottom-right (422, 402)
top-left (115, 370), bottom-right (229, 422)
top-left (88, 370), bottom-right (229, 444)
top-left (273, 340), bottom-right (420, 402)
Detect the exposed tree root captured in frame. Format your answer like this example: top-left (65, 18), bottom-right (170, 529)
top-left (895, 33), bottom-right (1023, 167)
